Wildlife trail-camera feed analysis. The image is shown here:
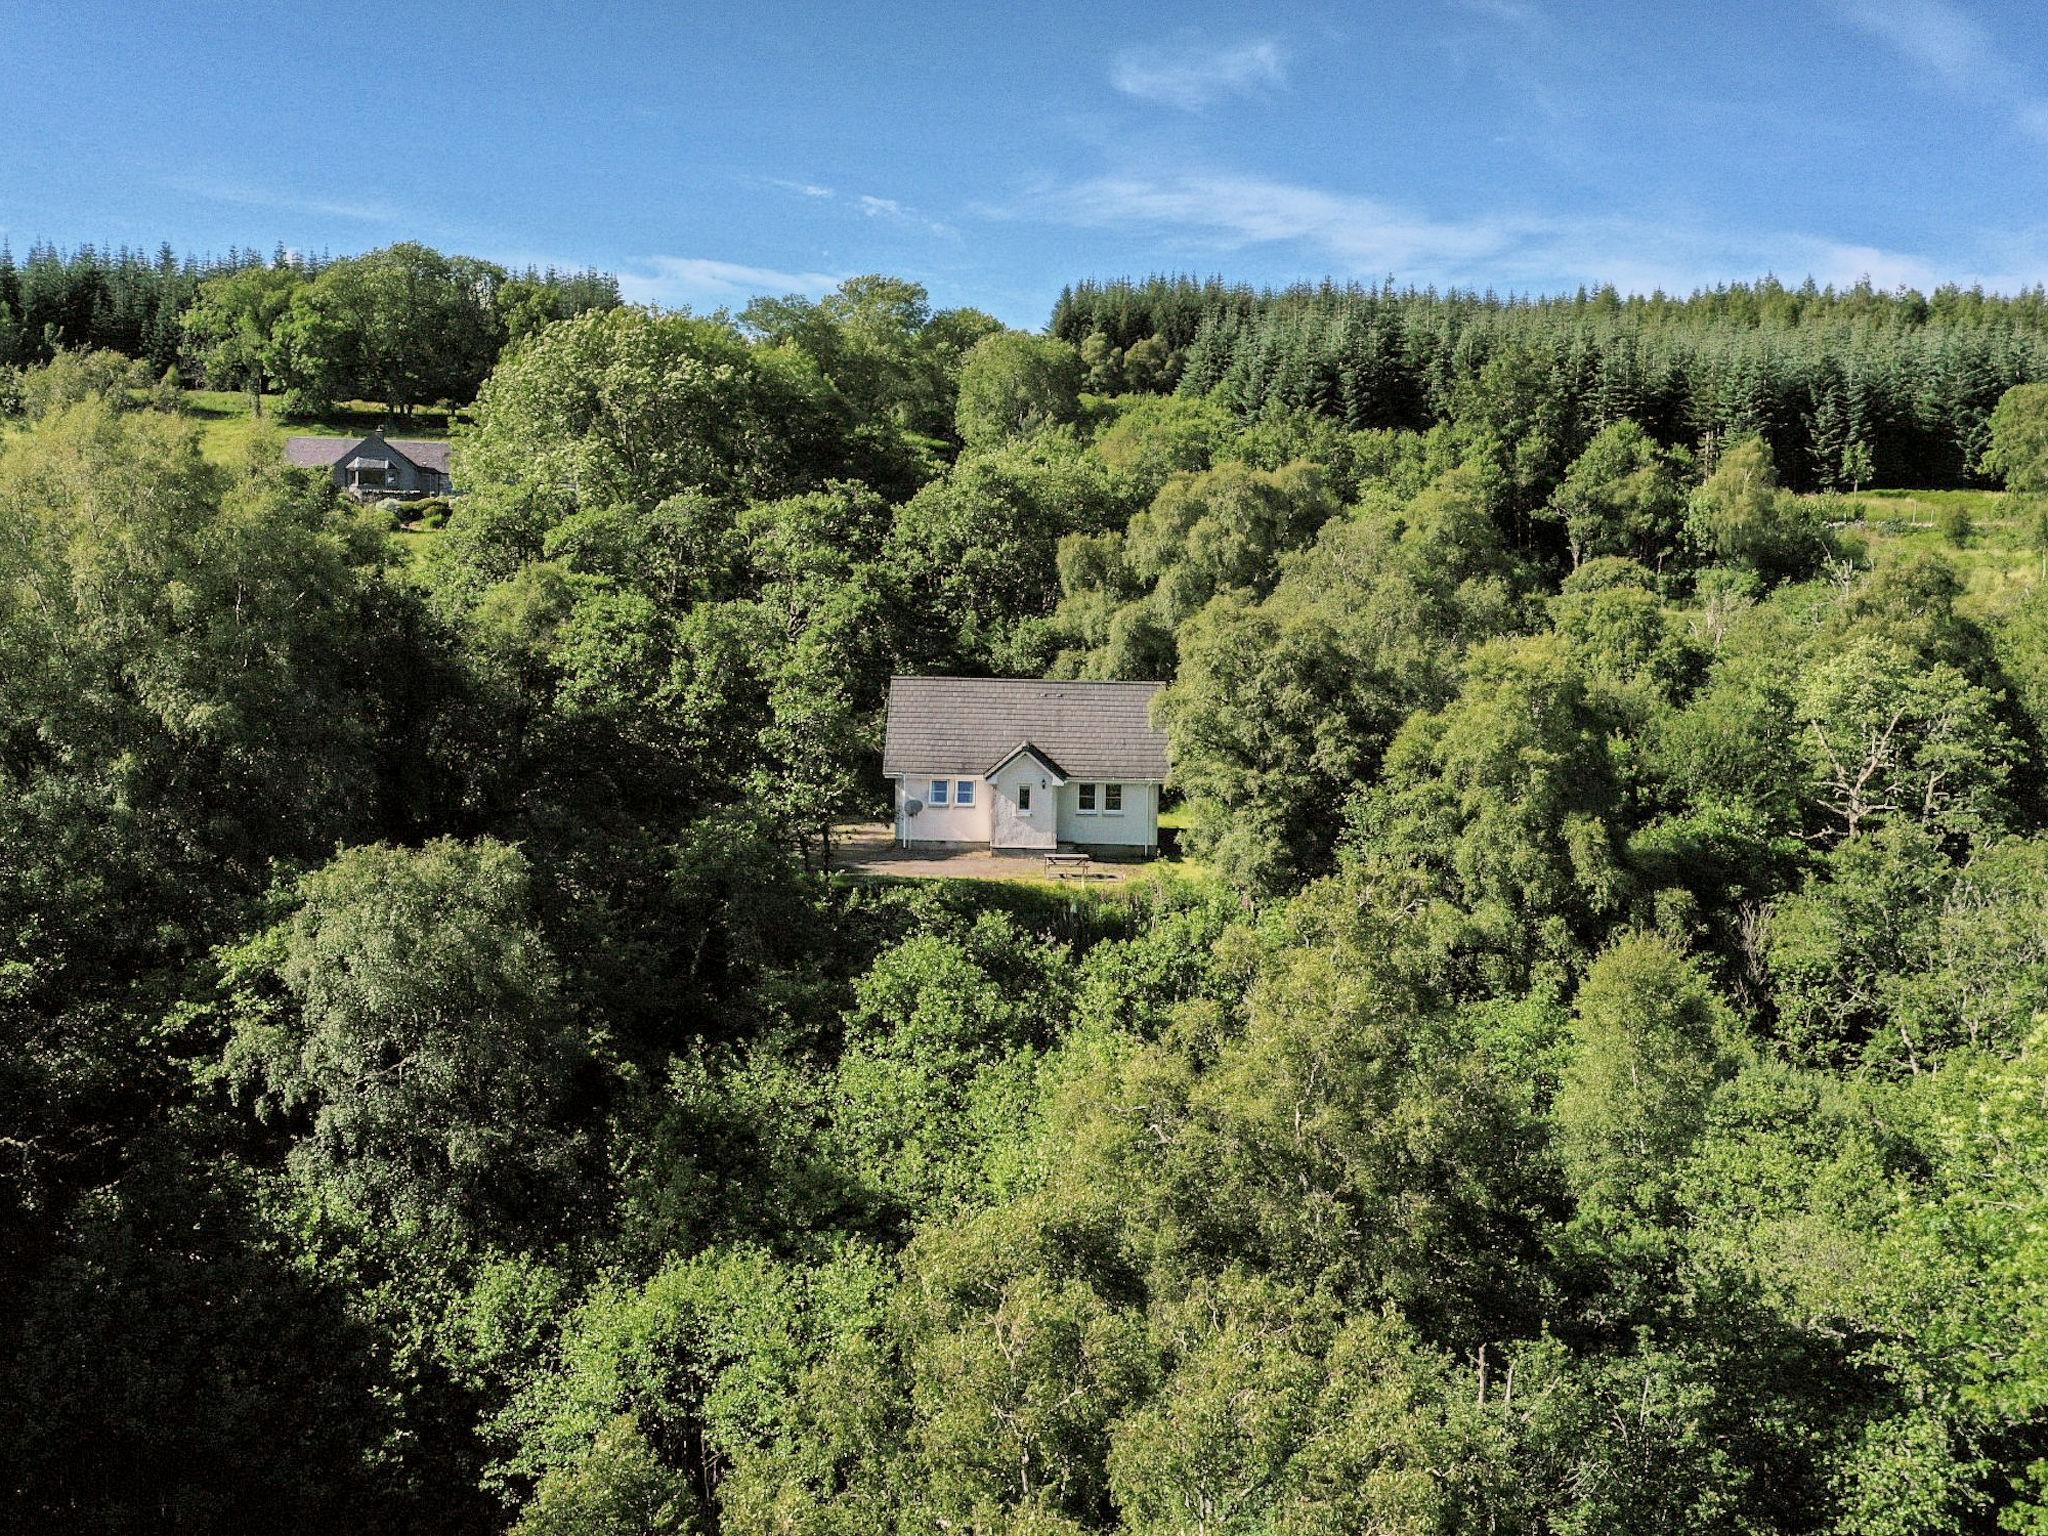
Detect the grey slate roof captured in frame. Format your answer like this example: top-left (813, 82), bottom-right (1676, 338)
top-left (884, 677), bottom-right (1168, 780)
top-left (284, 433), bottom-right (453, 476)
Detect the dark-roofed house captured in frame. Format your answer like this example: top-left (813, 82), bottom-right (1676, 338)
top-left (883, 676), bottom-right (1169, 854)
top-left (284, 429), bottom-right (454, 500)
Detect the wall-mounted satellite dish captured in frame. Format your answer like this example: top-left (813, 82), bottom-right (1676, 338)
top-left (904, 798), bottom-right (923, 816)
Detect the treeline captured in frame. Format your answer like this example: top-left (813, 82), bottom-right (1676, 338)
top-left (1052, 274), bottom-right (2048, 490)
top-left (0, 239), bottom-right (620, 411)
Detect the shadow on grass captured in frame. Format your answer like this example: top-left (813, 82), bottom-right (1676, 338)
top-left (180, 391), bottom-right (458, 438)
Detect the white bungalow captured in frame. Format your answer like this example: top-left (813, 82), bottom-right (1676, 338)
top-left (882, 676), bottom-right (1169, 855)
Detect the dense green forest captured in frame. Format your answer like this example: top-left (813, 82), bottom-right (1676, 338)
top-left (1052, 275), bottom-right (2048, 491)
top-left (0, 240), bottom-right (620, 413)
top-left (9, 259), bottom-right (2048, 1534)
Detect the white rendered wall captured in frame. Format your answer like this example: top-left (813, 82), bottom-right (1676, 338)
top-left (896, 773), bottom-right (993, 844)
top-left (1054, 780), bottom-right (1159, 848)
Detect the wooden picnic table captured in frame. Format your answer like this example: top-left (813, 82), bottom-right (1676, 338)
top-left (1043, 851), bottom-right (1093, 878)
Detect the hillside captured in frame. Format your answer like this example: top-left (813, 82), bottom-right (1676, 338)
top-left (8, 281), bottom-right (2048, 1535)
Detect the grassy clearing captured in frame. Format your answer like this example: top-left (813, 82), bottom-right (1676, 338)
top-left (1816, 487), bottom-right (2043, 615)
top-left (175, 390), bottom-right (460, 467)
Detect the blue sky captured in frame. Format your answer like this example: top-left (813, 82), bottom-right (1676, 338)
top-left (4, 0), bottom-right (2047, 326)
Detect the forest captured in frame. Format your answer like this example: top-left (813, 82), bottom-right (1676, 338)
top-left (0, 240), bottom-right (621, 414)
top-left (8, 249), bottom-right (2048, 1535)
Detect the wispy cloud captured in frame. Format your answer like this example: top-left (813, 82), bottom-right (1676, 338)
top-left (1835, 0), bottom-right (2048, 142)
top-left (1012, 173), bottom-right (1505, 271)
top-left (996, 168), bottom-right (2046, 295)
top-left (1111, 39), bottom-right (1287, 111)
top-left (617, 256), bottom-right (842, 308)
top-left (165, 176), bottom-right (396, 224)
top-left (856, 193), bottom-right (957, 238)
top-left (1450, 0), bottom-right (1545, 30)
top-left (762, 178), bottom-right (957, 237)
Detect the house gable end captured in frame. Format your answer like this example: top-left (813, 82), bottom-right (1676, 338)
top-left (985, 741), bottom-right (1068, 782)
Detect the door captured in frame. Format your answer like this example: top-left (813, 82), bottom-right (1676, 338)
top-left (989, 766), bottom-right (1057, 849)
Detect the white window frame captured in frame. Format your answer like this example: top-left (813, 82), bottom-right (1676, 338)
top-left (1078, 783), bottom-right (1097, 814)
top-left (955, 780), bottom-right (975, 806)
top-left (1103, 783), bottom-right (1123, 814)
top-left (1017, 784), bottom-right (1031, 811)
top-left (928, 779), bottom-right (949, 806)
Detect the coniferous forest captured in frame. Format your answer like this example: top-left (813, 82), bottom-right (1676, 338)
top-left (10, 252), bottom-right (2048, 1534)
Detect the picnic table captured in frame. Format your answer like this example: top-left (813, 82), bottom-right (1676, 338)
top-left (1043, 851), bottom-right (1093, 879)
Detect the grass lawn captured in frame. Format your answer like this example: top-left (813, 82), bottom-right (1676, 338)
top-left (175, 389), bottom-right (460, 467)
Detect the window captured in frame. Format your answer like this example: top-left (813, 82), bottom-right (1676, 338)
top-left (1104, 784), bottom-right (1123, 814)
top-left (1017, 785), bottom-right (1031, 811)
top-left (1078, 783), bottom-right (1096, 813)
top-left (928, 779), bottom-right (949, 806)
top-left (955, 780), bottom-right (975, 806)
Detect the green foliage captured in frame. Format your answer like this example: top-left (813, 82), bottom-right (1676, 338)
top-left (1793, 634), bottom-right (2015, 845)
top-left (462, 305), bottom-right (869, 520)
top-left (1546, 419), bottom-right (1693, 569)
top-left (832, 912), bottom-right (1072, 1219)
top-left (1982, 381), bottom-right (2048, 492)
top-left (1688, 434), bottom-right (1835, 581)
top-left (1160, 467), bottom-right (1525, 893)
top-left (743, 274), bottom-right (1001, 443)
top-left (1347, 635), bottom-right (1632, 989)
top-left (223, 839), bottom-right (588, 1239)
top-left (1554, 932), bottom-right (1734, 1219)
top-left (1936, 499), bottom-right (1976, 546)
top-left (16, 345), bottom-right (145, 417)
top-left (180, 264), bottom-right (303, 414)
top-left (18, 259), bottom-right (2048, 1536)
top-left (269, 242), bottom-right (589, 417)
top-left (1057, 273), bottom-right (2048, 491)
top-left (954, 332), bottom-right (1085, 448)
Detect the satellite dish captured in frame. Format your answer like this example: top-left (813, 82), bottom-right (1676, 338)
top-left (905, 798), bottom-right (923, 816)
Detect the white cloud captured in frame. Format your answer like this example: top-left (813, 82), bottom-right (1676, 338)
top-left (1836, 0), bottom-right (1986, 83)
top-left (998, 169), bottom-right (2047, 295)
top-left (1835, 0), bottom-right (2048, 142)
top-left (1016, 173), bottom-right (1507, 271)
top-left (1111, 39), bottom-right (1287, 111)
top-left (768, 178), bottom-right (836, 199)
top-left (166, 176), bottom-right (395, 224)
top-left (856, 193), bottom-right (958, 238)
top-left (617, 256), bottom-right (843, 308)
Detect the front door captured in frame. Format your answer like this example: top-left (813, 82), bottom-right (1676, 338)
top-left (990, 771), bottom-right (1056, 850)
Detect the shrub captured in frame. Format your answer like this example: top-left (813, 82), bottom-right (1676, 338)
top-left (1936, 503), bottom-right (1975, 548)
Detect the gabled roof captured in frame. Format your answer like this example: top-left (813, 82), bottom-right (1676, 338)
top-left (284, 431), bottom-right (453, 477)
top-left (884, 677), bottom-right (1168, 781)
top-left (986, 741), bottom-right (1068, 782)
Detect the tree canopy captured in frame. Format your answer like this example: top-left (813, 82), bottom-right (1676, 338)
top-left (10, 257), bottom-right (2048, 1535)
